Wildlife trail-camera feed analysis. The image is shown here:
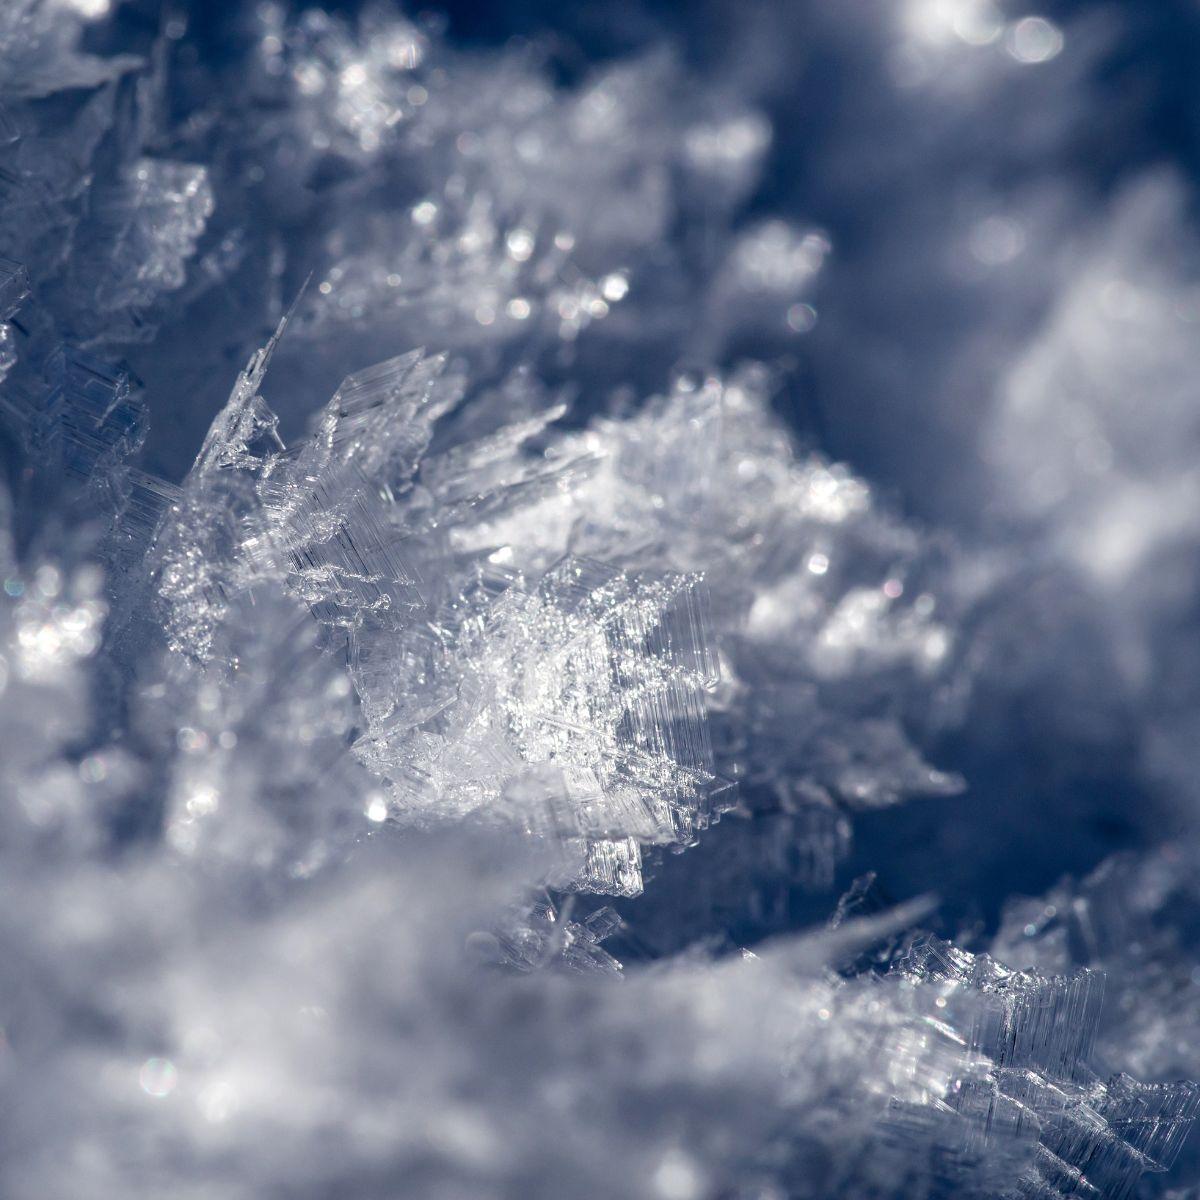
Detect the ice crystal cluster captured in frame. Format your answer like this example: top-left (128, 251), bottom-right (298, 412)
top-left (3, 1), bottom-right (1200, 1197)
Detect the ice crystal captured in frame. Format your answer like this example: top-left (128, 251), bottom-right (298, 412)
top-left (76, 158), bottom-right (214, 342)
top-left (552, 365), bottom-right (964, 879)
top-left (132, 319), bottom-right (961, 894)
top-left (992, 850), bottom-right (1200, 1089)
top-left (135, 331), bottom-right (723, 892)
top-left (0, 257), bottom-right (29, 383)
top-left (893, 935), bottom-right (1200, 1199)
top-left (0, 2), bottom-right (1198, 1198)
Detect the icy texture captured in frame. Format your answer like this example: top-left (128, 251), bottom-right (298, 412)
top-left (135, 327), bottom-right (962, 893)
top-left (0, 2), bottom-right (1199, 1198)
top-left (0, 257), bottom-right (29, 383)
top-left (142, 333), bottom-right (723, 893)
top-left (265, 13), bottom-right (771, 353)
top-left (1, 337), bottom-right (1182, 1196)
top-left (557, 367), bottom-right (965, 883)
top-left (894, 935), bottom-right (1199, 1199)
top-left (991, 850), bottom-right (1200, 1089)
top-left (75, 158), bottom-right (214, 342)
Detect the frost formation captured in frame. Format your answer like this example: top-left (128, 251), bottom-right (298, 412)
top-left (0, 2), bottom-right (1198, 1198)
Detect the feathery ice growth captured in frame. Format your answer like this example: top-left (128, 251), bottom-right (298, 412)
top-left (1, 1), bottom-right (1200, 1197)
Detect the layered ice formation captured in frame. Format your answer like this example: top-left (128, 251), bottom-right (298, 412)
top-left (2, 0), bottom-right (1200, 1197)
